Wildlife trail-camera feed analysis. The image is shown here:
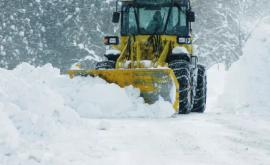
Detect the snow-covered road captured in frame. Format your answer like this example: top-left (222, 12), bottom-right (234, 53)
top-left (1, 18), bottom-right (270, 165)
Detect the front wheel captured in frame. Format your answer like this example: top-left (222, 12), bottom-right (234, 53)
top-left (169, 60), bottom-right (193, 114)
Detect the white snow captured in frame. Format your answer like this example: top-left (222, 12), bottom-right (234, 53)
top-left (172, 46), bottom-right (189, 54)
top-left (105, 49), bottom-right (121, 55)
top-left (0, 63), bottom-right (174, 164)
top-left (0, 17), bottom-right (270, 165)
top-left (220, 17), bottom-right (270, 112)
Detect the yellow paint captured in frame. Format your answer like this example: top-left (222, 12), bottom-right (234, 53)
top-left (113, 35), bottom-right (192, 69)
top-left (67, 68), bottom-right (179, 112)
top-left (67, 35), bottom-right (193, 112)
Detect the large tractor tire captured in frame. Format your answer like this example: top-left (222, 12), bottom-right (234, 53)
top-left (169, 60), bottom-right (193, 114)
top-left (192, 64), bottom-right (207, 113)
top-left (95, 61), bottom-right (115, 70)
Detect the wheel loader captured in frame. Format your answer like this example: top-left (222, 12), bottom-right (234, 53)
top-left (67, 0), bottom-right (207, 114)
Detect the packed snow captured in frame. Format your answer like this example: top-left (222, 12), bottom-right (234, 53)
top-left (172, 46), bottom-right (189, 54)
top-left (1, 17), bottom-right (270, 165)
top-left (105, 49), bottom-right (121, 55)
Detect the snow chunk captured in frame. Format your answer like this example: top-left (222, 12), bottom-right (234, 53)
top-left (105, 49), bottom-right (121, 55)
top-left (19, 31), bottom-right (24, 37)
top-left (172, 46), bottom-right (189, 54)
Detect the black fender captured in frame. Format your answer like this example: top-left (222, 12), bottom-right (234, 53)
top-left (105, 54), bottom-right (120, 61)
top-left (166, 53), bottom-right (191, 63)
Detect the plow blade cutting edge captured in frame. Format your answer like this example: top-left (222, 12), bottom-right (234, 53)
top-left (67, 69), bottom-right (179, 112)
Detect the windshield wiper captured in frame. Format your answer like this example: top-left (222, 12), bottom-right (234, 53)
top-left (133, 7), bottom-right (140, 33)
top-left (163, 5), bottom-right (173, 33)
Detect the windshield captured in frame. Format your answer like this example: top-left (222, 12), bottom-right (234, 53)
top-left (121, 5), bottom-right (188, 36)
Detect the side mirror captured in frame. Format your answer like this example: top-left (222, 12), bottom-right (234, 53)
top-left (104, 36), bottom-right (119, 45)
top-left (112, 12), bottom-right (120, 23)
top-left (191, 56), bottom-right (198, 69)
top-left (187, 11), bottom-right (195, 22)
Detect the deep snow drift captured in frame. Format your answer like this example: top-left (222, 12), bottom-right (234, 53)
top-left (1, 18), bottom-right (270, 165)
top-left (0, 64), bottom-right (174, 118)
top-left (221, 18), bottom-right (270, 112)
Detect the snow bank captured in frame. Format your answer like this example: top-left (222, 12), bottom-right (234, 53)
top-left (206, 63), bottom-right (227, 111)
top-left (0, 63), bottom-right (174, 120)
top-left (0, 63), bottom-right (174, 164)
top-left (206, 17), bottom-right (270, 114)
top-left (219, 17), bottom-right (270, 111)
top-left (0, 106), bottom-right (19, 154)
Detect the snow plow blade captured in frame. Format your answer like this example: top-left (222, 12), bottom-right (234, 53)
top-left (67, 69), bottom-right (179, 112)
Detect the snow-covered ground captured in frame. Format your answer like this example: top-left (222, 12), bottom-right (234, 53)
top-left (1, 18), bottom-right (270, 165)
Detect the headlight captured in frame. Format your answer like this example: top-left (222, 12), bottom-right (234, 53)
top-left (177, 37), bottom-right (192, 44)
top-left (103, 36), bottom-right (119, 45)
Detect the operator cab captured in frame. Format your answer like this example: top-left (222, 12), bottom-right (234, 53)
top-left (113, 0), bottom-right (194, 37)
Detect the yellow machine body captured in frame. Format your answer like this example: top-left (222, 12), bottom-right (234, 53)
top-left (67, 68), bottom-right (179, 111)
top-left (114, 35), bottom-right (192, 68)
top-left (67, 35), bottom-right (192, 112)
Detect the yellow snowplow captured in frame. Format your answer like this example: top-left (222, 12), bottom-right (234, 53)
top-left (67, 68), bottom-right (179, 110)
top-left (67, 0), bottom-right (207, 114)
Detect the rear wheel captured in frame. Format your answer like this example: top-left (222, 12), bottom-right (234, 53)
top-left (95, 61), bottom-right (115, 70)
top-left (192, 64), bottom-right (207, 113)
top-left (169, 60), bottom-right (193, 114)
